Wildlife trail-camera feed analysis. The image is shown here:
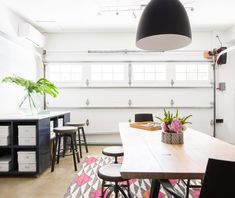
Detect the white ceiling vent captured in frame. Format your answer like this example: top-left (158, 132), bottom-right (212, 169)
top-left (18, 22), bottom-right (45, 47)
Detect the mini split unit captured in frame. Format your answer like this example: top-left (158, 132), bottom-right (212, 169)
top-left (18, 22), bottom-right (45, 47)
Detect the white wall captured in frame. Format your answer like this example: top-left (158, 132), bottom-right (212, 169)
top-left (205, 29), bottom-right (235, 144)
top-left (45, 31), bottom-right (213, 51)
top-left (45, 31), bottom-right (215, 144)
top-left (0, 4), bottom-right (43, 114)
top-left (216, 50), bottom-right (235, 144)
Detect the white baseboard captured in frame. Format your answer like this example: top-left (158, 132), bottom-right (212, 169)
top-left (86, 133), bottom-right (121, 145)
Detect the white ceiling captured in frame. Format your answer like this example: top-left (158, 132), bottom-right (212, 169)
top-left (1, 0), bottom-right (235, 33)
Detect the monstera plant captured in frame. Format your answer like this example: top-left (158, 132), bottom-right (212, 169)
top-left (2, 76), bottom-right (58, 115)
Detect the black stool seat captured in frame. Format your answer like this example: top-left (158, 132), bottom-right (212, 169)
top-left (54, 126), bottom-right (77, 133)
top-left (98, 164), bottom-right (126, 182)
top-left (65, 122), bottom-right (88, 158)
top-left (102, 146), bottom-right (124, 157)
top-left (98, 164), bottom-right (131, 198)
top-left (66, 122), bottom-right (85, 127)
top-left (102, 146), bottom-right (124, 163)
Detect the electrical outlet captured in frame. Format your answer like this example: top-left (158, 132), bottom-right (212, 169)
top-left (216, 119), bottom-right (224, 123)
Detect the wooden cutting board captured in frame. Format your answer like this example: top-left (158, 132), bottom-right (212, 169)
top-left (130, 122), bottom-right (161, 131)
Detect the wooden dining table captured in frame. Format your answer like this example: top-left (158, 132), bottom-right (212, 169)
top-left (119, 122), bottom-right (235, 198)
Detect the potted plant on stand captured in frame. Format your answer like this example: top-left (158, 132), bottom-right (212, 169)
top-left (2, 76), bottom-right (58, 115)
top-left (156, 109), bottom-right (192, 144)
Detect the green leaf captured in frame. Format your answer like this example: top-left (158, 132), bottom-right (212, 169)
top-left (164, 109), bottom-right (167, 117)
top-left (2, 76), bottom-right (58, 98)
top-left (175, 109), bottom-right (179, 118)
top-left (157, 109), bottom-right (192, 126)
top-left (155, 116), bottom-right (163, 122)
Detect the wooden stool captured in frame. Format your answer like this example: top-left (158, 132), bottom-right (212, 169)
top-left (51, 126), bottom-right (80, 172)
top-left (66, 122), bottom-right (88, 158)
top-left (102, 146), bottom-right (124, 164)
top-left (98, 164), bottom-right (131, 198)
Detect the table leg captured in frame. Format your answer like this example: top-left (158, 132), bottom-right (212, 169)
top-left (149, 179), bottom-right (160, 198)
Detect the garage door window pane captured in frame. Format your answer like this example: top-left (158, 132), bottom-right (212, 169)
top-left (132, 64), bottom-right (166, 81)
top-left (48, 64), bottom-right (82, 82)
top-left (156, 73), bottom-right (167, 80)
top-left (91, 64), bottom-right (124, 81)
top-left (176, 64), bottom-right (209, 81)
top-left (145, 73), bottom-right (155, 80)
top-left (176, 73), bottom-right (186, 80)
top-left (198, 73), bottom-right (209, 80)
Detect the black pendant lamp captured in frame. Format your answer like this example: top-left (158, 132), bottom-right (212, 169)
top-left (136, 0), bottom-right (192, 51)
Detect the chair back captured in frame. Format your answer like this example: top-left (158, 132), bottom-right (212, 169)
top-left (135, 114), bottom-right (153, 122)
top-left (199, 158), bottom-right (235, 198)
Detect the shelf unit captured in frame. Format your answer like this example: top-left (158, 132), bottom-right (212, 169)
top-left (0, 112), bottom-right (70, 176)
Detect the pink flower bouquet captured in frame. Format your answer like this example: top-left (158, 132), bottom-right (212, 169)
top-left (156, 109), bottom-right (192, 133)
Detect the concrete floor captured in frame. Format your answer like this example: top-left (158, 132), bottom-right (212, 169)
top-left (0, 146), bottom-right (106, 198)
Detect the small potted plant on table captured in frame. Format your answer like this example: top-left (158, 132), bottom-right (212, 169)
top-left (156, 109), bottom-right (192, 144)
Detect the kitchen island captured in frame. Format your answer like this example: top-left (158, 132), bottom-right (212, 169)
top-left (0, 111), bottom-right (70, 176)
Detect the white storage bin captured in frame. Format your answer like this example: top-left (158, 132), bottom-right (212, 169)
top-left (50, 121), bottom-right (54, 132)
top-left (50, 132), bottom-right (55, 139)
top-left (0, 136), bottom-right (10, 146)
top-left (58, 118), bottom-right (64, 127)
top-left (18, 125), bottom-right (36, 138)
top-left (18, 137), bottom-right (36, 146)
top-left (18, 163), bottom-right (36, 172)
top-left (0, 156), bottom-right (11, 172)
top-left (18, 151), bottom-right (36, 163)
top-left (0, 126), bottom-right (10, 137)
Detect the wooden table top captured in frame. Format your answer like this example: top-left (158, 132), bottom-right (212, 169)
top-left (119, 123), bottom-right (235, 180)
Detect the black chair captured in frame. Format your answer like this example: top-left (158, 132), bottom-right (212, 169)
top-left (135, 113), bottom-right (153, 122)
top-left (161, 158), bottom-right (235, 198)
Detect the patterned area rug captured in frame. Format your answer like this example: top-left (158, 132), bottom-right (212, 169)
top-left (64, 156), bottom-right (201, 198)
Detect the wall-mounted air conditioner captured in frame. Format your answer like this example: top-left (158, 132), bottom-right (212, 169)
top-left (18, 23), bottom-right (45, 47)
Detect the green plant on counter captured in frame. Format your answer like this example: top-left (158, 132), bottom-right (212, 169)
top-left (2, 76), bottom-right (58, 114)
top-left (2, 76), bottom-right (58, 97)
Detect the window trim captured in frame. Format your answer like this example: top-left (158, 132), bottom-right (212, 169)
top-left (46, 63), bottom-right (83, 82)
top-left (46, 61), bottom-right (213, 88)
top-left (130, 62), bottom-right (169, 87)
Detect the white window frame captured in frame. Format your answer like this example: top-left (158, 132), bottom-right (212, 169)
top-left (88, 62), bottom-right (129, 87)
top-left (46, 63), bottom-right (85, 87)
top-left (46, 61), bottom-right (212, 88)
top-left (172, 62), bottom-right (213, 87)
top-left (130, 62), bottom-right (170, 87)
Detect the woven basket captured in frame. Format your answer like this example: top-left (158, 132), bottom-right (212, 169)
top-left (161, 131), bottom-right (184, 144)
